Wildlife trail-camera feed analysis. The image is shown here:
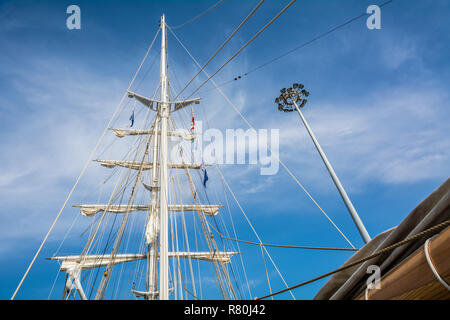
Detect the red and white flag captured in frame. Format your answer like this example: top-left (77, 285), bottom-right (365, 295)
top-left (190, 109), bottom-right (195, 132)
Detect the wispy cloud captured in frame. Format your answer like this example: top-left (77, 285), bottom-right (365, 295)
top-left (274, 86), bottom-right (450, 190)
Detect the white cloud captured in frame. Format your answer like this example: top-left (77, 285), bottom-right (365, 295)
top-left (1, 13), bottom-right (449, 256)
top-left (379, 37), bottom-right (419, 70)
top-left (0, 56), bottom-right (133, 244)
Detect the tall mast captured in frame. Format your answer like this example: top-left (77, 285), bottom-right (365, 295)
top-left (158, 14), bottom-right (170, 300)
top-left (45, 15), bottom-right (238, 300)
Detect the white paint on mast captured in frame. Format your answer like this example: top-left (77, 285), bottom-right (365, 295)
top-left (158, 14), bottom-right (170, 300)
top-left (146, 116), bottom-right (159, 300)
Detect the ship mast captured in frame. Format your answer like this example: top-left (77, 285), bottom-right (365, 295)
top-left (158, 13), bottom-right (170, 300)
top-left (144, 95), bottom-right (159, 299)
top-left (47, 14), bottom-right (238, 301)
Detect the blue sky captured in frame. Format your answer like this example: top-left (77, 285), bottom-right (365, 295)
top-left (1, 0), bottom-right (449, 300)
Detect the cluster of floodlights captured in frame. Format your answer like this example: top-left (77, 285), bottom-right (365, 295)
top-left (275, 83), bottom-right (310, 112)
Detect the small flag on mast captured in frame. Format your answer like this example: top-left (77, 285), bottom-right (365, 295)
top-left (190, 108), bottom-right (195, 141)
top-left (190, 108), bottom-right (195, 132)
top-left (129, 109), bottom-right (135, 128)
top-left (200, 160), bottom-right (208, 188)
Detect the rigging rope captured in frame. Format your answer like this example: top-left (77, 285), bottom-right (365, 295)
top-left (260, 243), bottom-right (273, 300)
top-left (170, 87), bottom-right (260, 299)
top-left (173, 75), bottom-right (253, 298)
top-left (215, 165), bottom-right (296, 299)
top-left (183, 0), bottom-right (297, 100)
top-left (172, 88), bottom-right (295, 298)
top-left (83, 83), bottom-right (160, 299)
top-left (173, 0), bottom-right (265, 100)
top-left (95, 114), bottom-right (158, 299)
top-left (207, 221), bottom-right (358, 251)
top-left (255, 218), bottom-right (450, 300)
top-left (167, 25), bottom-right (356, 249)
top-left (170, 0), bottom-right (228, 30)
top-left (220, 177), bottom-right (253, 298)
top-left (174, 170), bottom-right (198, 298)
top-left (174, 125), bottom-right (235, 299)
top-left (166, 25), bottom-right (365, 300)
top-left (199, 0), bottom-right (394, 94)
top-left (10, 26), bottom-right (162, 301)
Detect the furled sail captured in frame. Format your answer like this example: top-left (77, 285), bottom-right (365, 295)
top-left (48, 251), bottom-right (239, 271)
top-left (73, 204), bottom-right (223, 217)
top-left (110, 128), bottom-right (194, 140)
top-left (94, 159), bottom-right (206, 170)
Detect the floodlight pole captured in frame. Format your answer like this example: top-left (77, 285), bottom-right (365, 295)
top-left (290, 98), bottom-right (371, 244)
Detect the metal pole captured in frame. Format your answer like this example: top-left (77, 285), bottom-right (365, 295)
top-left (158, 14), bottom-right (170, 300)
top-left (292, 99), bottom-right (371, 244)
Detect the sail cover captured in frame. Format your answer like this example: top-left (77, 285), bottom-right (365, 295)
top-left (74, 204), bottom-right (223, 217)
top-left (314, 178), bottom-right (450, 300)
top-left (94, 160), bottom-right (205, 170)
top-left (110, 128), bottom-right (194, 140)
top-left (48, 251), bottom-right (239, 271)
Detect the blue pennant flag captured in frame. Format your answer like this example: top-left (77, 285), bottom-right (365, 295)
top-left (200, 161), bottom-right (208, 188)
top-left (129, 109), bottom-right (135, 127)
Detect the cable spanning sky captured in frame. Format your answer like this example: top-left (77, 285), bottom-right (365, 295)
top-left (0, 0), bottom-right (449, 299)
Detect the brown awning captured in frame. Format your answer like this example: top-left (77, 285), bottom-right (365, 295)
top-left (314, 178), bottom-right (450, 300)
top-left (355, 225), bottom-right (450, 299)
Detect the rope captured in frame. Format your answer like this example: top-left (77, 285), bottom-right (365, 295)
top-left (95, 116), bottom-right (157, 299)
top-left (208, 222), bottom-right (358, 251)
top-left (10, 27), bottom-right (161, 301)
top-left (255, 219), bottom-right (450, 300)
top-left (424, 238), bottom-right (450, 291)
top-left (220, 177), bottom-right (253, 298)
top-left (167, 25), bottom-right (356, 249)
top-left (173, 0), bottom-right (265, 100)
top-left (174, 169), bottom-right (198, 297)
top-left (170, 64), bottom-right (296, 299)
top-left (184, 0), bottom-right (297, 100)
top-left (224, 238), bottom-right (358, 251)
top-left (10, 27), bottom-right (160, 300)
top-left (80, 272), bottom-right (101, 296)
top-left (260, 244), bottom-right (273, 300)
top-left (170, 0), bottom-right (228, 30)
top-left (200, 0), bottom-right (394, 93)
top-left (51, 80), bottom-right (156, 299)
top-left (168, 118), bottom-right (233, 299)
top-left (83, 84), bottom-right (160, 299)
top-left (216, 166), bottom-right (296, 300)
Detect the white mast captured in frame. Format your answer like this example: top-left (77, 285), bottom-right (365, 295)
top-left (145, 116), bottom-right (159, 299)
top-left (158, 14), bottom-right (170, 300)
top-left (45, 15), bottom-right (236, 300)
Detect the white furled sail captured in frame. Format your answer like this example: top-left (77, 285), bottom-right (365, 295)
top-left (110, 128), bottom-right (194, 140)
top-left (168, 204), bottom-right (222, 216)
top-left (73, 204), bottom-right (223, 217)
top-left (48, 251), bottom-right (239, 272)
top-left (94, 159), bottom-right (207, 170)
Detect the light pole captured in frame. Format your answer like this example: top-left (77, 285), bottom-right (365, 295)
top-left (276, 84), bottom-right (371, 244)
